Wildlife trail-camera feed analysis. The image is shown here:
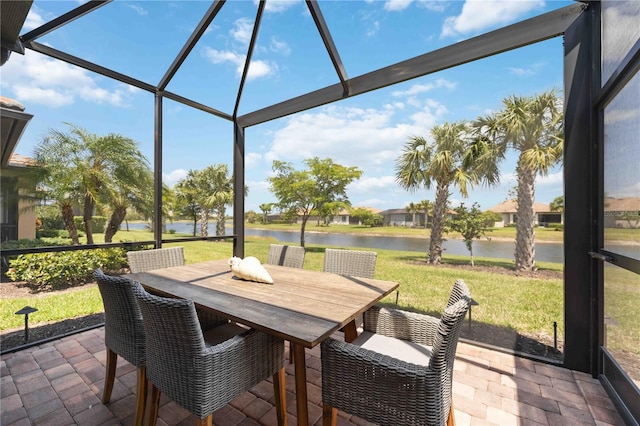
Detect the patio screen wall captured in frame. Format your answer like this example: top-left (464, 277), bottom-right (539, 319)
top-left (1, 1), bottom-right (639, 423)
top-left (595, 0), bottom-right (640, 422)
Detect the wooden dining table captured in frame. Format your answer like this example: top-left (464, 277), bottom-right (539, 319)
top-left (128, 258), bottom-right (399, 426)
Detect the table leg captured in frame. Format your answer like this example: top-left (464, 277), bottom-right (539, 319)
top-left (292, 343), bottom-right (309, 426)
top-left (343, 320), bottom-right (357, 343)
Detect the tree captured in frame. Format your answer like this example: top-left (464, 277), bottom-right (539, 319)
top-left (245, 210), bottom-right (258, 223)
top-left (269, 157), bottom-right (362, 247)
top-left (34, 123), bottom-right (150, 244)
top-left (447, 202), bottom-right (487, 266)
top-left (395, 121), bottom-right (498, 265)
top-left (418, 199), bottom-right (433, 228)
top-left (480, 210), bottom-right (502, 228)
top-left (203, 164), bottom-right (235, 237)
top-left (406, 202), bottom-right (420, 226)
top-left (103, 157), bottom-right (153, 242)
top-left (174, 171), bottom-right (201, 236)
top-left (549, 196), bottom-right (563, 212)
top-left (32, 156), bottom-right (82, 245)
top-left (349, 207), bottom-right (380, 227)
top-left (188, 165), bottom-right (242, 238)
top-left (472, 90), bottom-right (563, 271)
top-left (259, 203), bottom-right (273, 224)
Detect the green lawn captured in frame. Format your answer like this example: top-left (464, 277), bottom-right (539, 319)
top-left (2, 229), bottom-right (564, 342)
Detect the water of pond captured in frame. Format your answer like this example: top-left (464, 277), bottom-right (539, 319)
top-left (123, 222), bottom-right (566, 263)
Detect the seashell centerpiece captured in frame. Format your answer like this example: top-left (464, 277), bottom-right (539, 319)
top-left (228, 256), bottom-right (274, 284)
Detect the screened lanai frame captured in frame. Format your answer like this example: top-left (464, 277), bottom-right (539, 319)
top-left (4, 0), bottom-right (639, 423)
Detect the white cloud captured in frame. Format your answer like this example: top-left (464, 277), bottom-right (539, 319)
top-left (536, 171), bottom-right (563, 186)
top-left (415, 0), bottom-right (448, 13)
top-left (163, 169), bottom-right (188, 187)
top-left (247, 60), bottom-right (276, 80)
top-left (270, 37), bottom-right (291, 56)
top-left (441, 0), bottom-right (545, 39)
top-left (247, 180), bottom-right (270, 195)
top-left (128, 4), bottom-right (148, 16)
top-left (246, 152), bottom-right (262, 168)
top-left (265, 101), bottom-right (447, 170)
top-left (392, 79), bottom-right (457, 97)
top-left (202, 46), bottom-right (276, 81)
top-left (349, 175), bottom-right (398, 193)
top-left (366, 21), bottom-right (380, 37)
top-left (231, 17), bottom-right (254, 45)
top-left (0, 51), bottom-right (131, 107)
top-left (509, 62), bottom-right (544, 76)
top-left (24, 9), bottom-right (45, 31)
top-left (384, 0), bottom-right (413, 12)
top-left (260, 0), bottom-right (302, 13)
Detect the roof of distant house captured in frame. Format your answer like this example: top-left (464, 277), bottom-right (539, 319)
top-left (604, 197), bottom-right (640, 211)
top-left (337, 206), bottom-right (381, 215)
top-left (7, 153), bottom-right (35, 167)
top-left (488, 199), bottom-right (552, 213)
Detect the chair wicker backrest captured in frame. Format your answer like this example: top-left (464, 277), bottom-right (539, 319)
top-left (267, 244), bottom-right (305, 268)
top-left (321, 281), bottom-right (472, 426)
top-left (323, 248), bottom-right (377, 279)
top-left (131, 282), bottom-right (285, 419)
top-left (94, 269), bottom-right (146, 368)
top-left (127, 246), bottom-right (184, 273)
top-left (446, 278), bottom-right (470, 308)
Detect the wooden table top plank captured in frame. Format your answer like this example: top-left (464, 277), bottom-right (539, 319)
top-left (137, 260), bottom-right (393, 317)
top-left (129, 259), bottom-right (398, 348)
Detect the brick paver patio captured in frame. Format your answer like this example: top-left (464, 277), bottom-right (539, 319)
top-left (1, 327), bottom-right (626, 425)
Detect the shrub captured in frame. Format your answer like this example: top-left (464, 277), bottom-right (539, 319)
top-left (37, 205), bottom-right (65, 230)
top-left (37, 229), bottom-right (73, 238)
top-left (547, 223), bottom-right (564, 231)
top-left (1, 238), bottom-right (53, 250)
top-left (73, 216), bottom-right (108, 233)
top-left (6, 248), bottom-right (126, 289)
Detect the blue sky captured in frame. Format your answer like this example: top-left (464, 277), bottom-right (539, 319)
top-left (1, 0), bottom-right (571, 214)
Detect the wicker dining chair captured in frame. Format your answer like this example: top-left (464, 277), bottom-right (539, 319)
top-left (131, 282), bottom-right (287, 426)
top-left (126, 246), bottom-right (185, 273)
top-left (321, 280), bottom-right (472, 426)
top-left (126, 246), bottom-right (223, 329)
top-left (323, 248), bottom-right (377, 279)
top-left (93, 269), bottom-right (147, 426)
top-left (267, 244), bottom-right (306, 269)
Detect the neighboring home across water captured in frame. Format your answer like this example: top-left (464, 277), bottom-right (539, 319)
top-left (378, 208), bottom-right (453, 227)
top-left (604, 197), bottom-right (640, 229)
top-left (1, 96), bottom-right (36, 242)
top-left (330, 207), bottom-right (381, 225)
top-left (488, 199), bottom-right (563, 228)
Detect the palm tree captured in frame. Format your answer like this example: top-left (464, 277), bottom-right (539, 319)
top-left (103, 166), bottom-right (153, 242)
top-left (418, 199), bottom-right (433, 228)
top-left (34, 124), bottom-right (150, 244)
top-left (207, 164), bottom-right (234, 237)
top-left (175, 171), bottom-right (201, 236)
top-left (472, 90), bottom-right (563, 272)
top-left (395, 121), bottom-right (498, 264)
top-left (192, 165), bottom-right (245, 238)
top-left (406, 202), bottom-right (419, 226)
top-left (259, 203), bottom-right (273, 224)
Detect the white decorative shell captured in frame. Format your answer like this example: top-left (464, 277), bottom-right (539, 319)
top-left (228, 256), bottom-right (274, 284)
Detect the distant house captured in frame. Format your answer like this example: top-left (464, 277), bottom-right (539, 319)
top-left (603, 197), bottom-right (640, 229)
top-left (380, 208), bottom-right (444, 227)
top-left (488, 200), bottom-right (563, 228)
top-left (330, 207), bottom-right (381, 225)
top-left (1, 154), bottom-right (37, 242)
top-left (1, 96), bottom-right (36, 242)
top-left (379, 208), bottom-right (414, 227)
